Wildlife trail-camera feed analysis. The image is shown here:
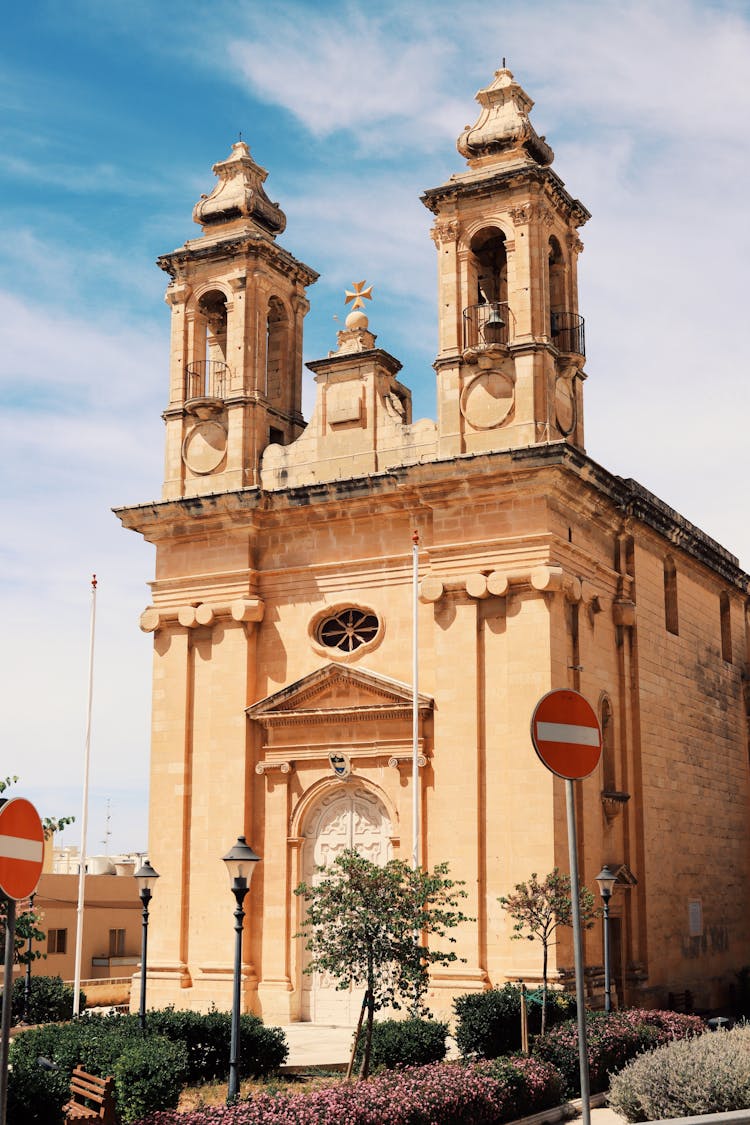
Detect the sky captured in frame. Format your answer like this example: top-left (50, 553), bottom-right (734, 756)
top-left (1, 0), bottom-right (748, 858)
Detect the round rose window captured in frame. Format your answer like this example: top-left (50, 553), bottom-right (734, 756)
top-left (316, 609), bottom-right (380, 653)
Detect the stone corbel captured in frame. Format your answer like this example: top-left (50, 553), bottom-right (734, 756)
top-left (388, 754), bottom-right (427, 771)
top-left (255, 761), bottom-right (293, 776)
top-left (139, 597), bottom-right (264, 633)
top-left (419, 566), bottom-right (582, 604)
top-left (601, 790), bottom-right (631, 822)
top-left (612, 599), bottom-right (636, 627)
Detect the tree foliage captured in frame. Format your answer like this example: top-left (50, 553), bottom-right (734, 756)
top-left (499, 868), bottom-right (598, 1033)
top-left (295, 849), bottom-right (470, 1077)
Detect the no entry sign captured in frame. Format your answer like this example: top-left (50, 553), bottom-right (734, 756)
top-left (531, 689), bottom-right (602, 780)
top-left (0, 798), bottom-right (45, 900)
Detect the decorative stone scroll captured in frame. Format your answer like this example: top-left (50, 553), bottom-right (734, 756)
top-left (419, 566), bottom-right (582, 605)
top-left (255, 761), bottom-right (292, 776)
top-left (388, 754), bottom-right (427, 770)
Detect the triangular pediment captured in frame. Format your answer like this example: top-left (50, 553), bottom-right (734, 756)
top-left (247, 663), bottom-right (433, 727)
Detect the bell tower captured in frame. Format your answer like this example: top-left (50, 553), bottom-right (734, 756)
top-left (422, 67), bottom-right (590, 457)
top-left (158, 142), bottom-right (318, 499)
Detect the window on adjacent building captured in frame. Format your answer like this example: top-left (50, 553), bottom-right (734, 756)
top-left (109, 928), bottom-right (126, 957)
top-left (48, 928), bottom-right (67, 955)
top-left (664, 556), bottom-right (679, 635)
top-left (720, 592), bottom-right (732, 663)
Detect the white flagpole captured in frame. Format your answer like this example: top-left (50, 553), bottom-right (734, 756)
top-left (73, 574), bottom-right (97, 1016)
top-left (411, 531), bottom-right (419, 870)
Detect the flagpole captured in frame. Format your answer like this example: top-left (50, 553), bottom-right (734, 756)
top-left (73, 574), bottom-right (97, 1016)
top-left (412, 531), bottom-right (419, 870)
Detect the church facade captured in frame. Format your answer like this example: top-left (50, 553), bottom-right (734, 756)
top-left (116, 67), bottom-right (750, 1023)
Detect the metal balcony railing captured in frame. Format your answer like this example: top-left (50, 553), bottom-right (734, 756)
top-left (185, 360), bottom-right (228, 402)
top-left (463, 302), bottom-right (512, 350)
top-left (550, 311), bottom-right (585, 357)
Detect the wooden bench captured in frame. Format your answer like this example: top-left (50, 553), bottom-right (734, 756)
top-left (63, 1067), bottom-right (117, 1124)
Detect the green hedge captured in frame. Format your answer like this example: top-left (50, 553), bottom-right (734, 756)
top-left (7, 1008), bottom-right (287, 1124)
top-left (11, 974), bottom-right (86, 1025)
top-left (354, 1017), bottom-right (449, 1070)
top-left (454, 983), bottom-right (576, 1059)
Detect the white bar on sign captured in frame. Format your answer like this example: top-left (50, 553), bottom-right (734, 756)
top-left (536, 722), bottom-right (599, 746)
top-left (0, 835), bottom-right (43, 863)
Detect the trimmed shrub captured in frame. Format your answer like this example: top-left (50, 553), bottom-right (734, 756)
top-left (146, 1007), bottom-right (287, 1082)
top-left (454, 983), bottom-right (575, 1059)
top-left (533, 1008), bottom-right (704, 1096)
top-left (137, 1056), bottom-right (565, 1125)
top-left (609, 1024), bottom-right (750, 1122)
top-left (114, 1036), bottom-right (188, 1124)
top-left (354, 1017), bottom-right (448, 1070)
top-left (11, 974), bottom-right (86, 1025)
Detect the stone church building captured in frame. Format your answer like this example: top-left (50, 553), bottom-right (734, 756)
top-left (116, 67), bottom-right (750, 1023)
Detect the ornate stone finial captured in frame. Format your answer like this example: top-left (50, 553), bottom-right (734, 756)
top-left (457, 66), bottom-right (554, 169)
top-left (335, 281), bottom-right (376, 354)
top-left (192, 141), bottom-right (287, 236)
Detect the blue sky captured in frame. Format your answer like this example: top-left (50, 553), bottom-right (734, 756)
top-left (2, 0), bottom-right (748, 856)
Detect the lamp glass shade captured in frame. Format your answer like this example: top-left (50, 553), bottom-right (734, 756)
top-left (134, 860), bottom-right (160, 895)
top-left (595, 865), bottom-right (617, 898)
top-left (223, 836), bottom-right (261, 887)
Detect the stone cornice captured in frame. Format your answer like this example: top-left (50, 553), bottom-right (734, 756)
top-left (114, 441), bottom-right (748, 592)
top-left (157, 233), bottom-right (319, 288)
top-left (421, 166), bottom-right (590, 228)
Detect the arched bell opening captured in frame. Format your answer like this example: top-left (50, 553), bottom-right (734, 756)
top-left (463, 226), bottom-right (511, 349)
top-left (264, 295), bottom-right (291, 441)
top-left (185, 288), bottom-right (230, 407)
top-left (548, 237), bottom-right (585, 357)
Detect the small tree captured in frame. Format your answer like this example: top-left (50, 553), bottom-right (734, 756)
top-left (295, 849), bottom-right (469, 1077)
top-left (499, 868), bottom-right (598, 1034)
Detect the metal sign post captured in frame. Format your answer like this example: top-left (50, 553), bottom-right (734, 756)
top-left (565, 778), bottom-right (592, 1125)
top-left (530, 689), bottom-right (603, 1125)
top-left (0, 796), bottom-right (45, 1125)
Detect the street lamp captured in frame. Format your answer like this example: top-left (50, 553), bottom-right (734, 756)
top-left (134, 860), bottom-right (159, 1031)
top-left (595, 865), bottom-right (617, 1013)
top-left (223, 836), bottom-right (261, 1103)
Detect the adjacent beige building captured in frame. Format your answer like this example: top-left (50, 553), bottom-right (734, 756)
top-left (116, 66), bottom-right (750, 1023)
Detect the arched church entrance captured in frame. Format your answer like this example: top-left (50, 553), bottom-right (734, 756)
top-left (300, 783), bottom-right (393, 1024)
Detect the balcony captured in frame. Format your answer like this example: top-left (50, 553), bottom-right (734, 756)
top-left (462, 304), bottom-right (586, 359)
top-left (463, 302), bottom-right (511, 350)
top-left (184, 360), bottom-right (228, 417)
top-left (550, 310), bottom-right (585, 357)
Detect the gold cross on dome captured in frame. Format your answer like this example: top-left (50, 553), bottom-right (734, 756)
top-left (345, 280), bottom-right (373, 311)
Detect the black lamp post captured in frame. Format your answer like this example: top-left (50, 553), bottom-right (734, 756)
top-left (595, 865), bottom-right (617, 1013)
top-left (134, 860), bottom-right (159, 1031)
top-left (223, 836), bottom-right (260, 1103)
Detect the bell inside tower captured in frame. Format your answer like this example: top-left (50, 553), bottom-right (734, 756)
top-left (465, 227), bottom-right (511, 348)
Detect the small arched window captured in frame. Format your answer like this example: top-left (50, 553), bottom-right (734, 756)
top-left (600, 696), bottom-right (616, 792)
top-left (664, 555), bottom-right (679, 635)
top-left (265, 296), bottom-right (288, 405)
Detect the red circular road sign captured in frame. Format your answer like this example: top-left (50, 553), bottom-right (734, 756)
top-left (531, 689), bottom-right (602, 780)
top-left (0, 797), bottom-right (45, 899)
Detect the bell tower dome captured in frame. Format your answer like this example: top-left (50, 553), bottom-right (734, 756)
top-left (422, 67), bottom-right (590, 457)
top-left (158, 142), bottom-right (318, 499)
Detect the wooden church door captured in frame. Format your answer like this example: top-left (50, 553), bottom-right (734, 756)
top-left (300, 785), bottom-right (392, 1023)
